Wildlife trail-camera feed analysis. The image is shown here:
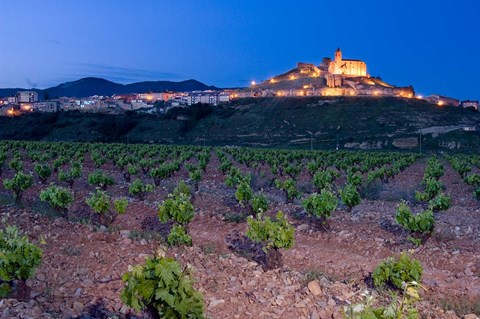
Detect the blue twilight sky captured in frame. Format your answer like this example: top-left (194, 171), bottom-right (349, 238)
top-left (0, 0), bottom-right (479, 100)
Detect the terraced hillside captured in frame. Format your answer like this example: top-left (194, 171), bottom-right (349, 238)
top-left (0, 97), bottom-right (479, 151)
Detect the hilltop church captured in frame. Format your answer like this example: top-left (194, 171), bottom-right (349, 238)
top-left (249, 47), bottom-right (414, 98)
top-left (327, 48), bottom-right (367, 77)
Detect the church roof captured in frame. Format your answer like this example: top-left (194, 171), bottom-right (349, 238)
top-left (342, 58), bottom-right (364, 62)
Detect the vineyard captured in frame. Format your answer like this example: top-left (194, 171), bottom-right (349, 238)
top-left (0, 140), bottom-right (479, 318)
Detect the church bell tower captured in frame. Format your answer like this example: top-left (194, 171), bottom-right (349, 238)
top-left (334, 48), bottom-right (342, 62)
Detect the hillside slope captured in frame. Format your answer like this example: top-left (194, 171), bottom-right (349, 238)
top-left (1, 97), bottom-right (479, 151)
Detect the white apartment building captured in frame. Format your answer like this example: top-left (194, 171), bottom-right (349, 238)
top-left (17, 91), bottom-right (39, 103)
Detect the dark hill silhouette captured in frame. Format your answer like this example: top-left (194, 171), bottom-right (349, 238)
top-left (0, 77), bottom-right (220, 99)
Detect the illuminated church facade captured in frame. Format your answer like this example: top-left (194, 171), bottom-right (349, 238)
top-left (328, 48), bottom-right (367, 77)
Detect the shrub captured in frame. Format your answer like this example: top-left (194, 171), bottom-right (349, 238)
top-left (139, 158), bottom-right (152, 174)
top-left (8, 158), bottom-right (23, 172)
top-left (424, 157), bottom-right (444, 180)
top-left (347, 171), bottom-right (363, 187)
top-left (251, 193), bottom-right (269, 214)
top-left (158, 193), bottom-right (195, 246)
top-left (86, 190), bottom-right (128, 226)
top-left (428, 193), bottom-right (451, 212)
top-left (34, 164), bottom-right (52, 184)
top-left (158, 194), bottom-right (195, 226)
top-left (91, 152), bottom-right (106, 168)
top-left (39, 185), bottom-right (74, 217)
top-left (340, 183), bottom-right (361, 210)
top-left (235, 181), bottom-right (253, 206)
top-left (312, 169), bottom-right (337, 191)
top-left (128, 179), bottom-right (154, 200)
top-left (173, 180), bottom-right (191, 198)
top-left (3, 171), bottom-right (33, 204)
top-left (123, 165), bottom-right (138, 182)
top-left (284, 164), bottom-right (301, 178)
top-left (415, 177), bottom-right (442, 202)
top-left (373, 253), bottom-right (423, 290)
top-left (225, 167), bottom-right (250, 188)
top-left (367, 166), bottom-right (387, 184)
top-left (52, 156), bottom-right (67, 172)
top-left (114, 198), bottom-right (129, 214)
top-left (475, 187), bottom-right (480, 200)
top-left (167, 225), bottom-right (192, 246)
top-left (302, 189), bottom-right (338, 225)
top-left (275, 178), bottom-right (300, 203)
top-left (450, 158), bottom-right (471, 178)
top-left (0, 225), bottom-right (43, 299)
top-left (246, 211), bottom-right (295, 269)
top-left (307, 161), bottom-right (318, 176)
top-left (219, 160), bottom-right (231, 173)
top-left (465, 174), bottom-right (480, 187)
top-left (58, 162), bottom-right (82, 187)
top-left (116, 158), bottom-right (128, 172)
top-left (189, 168), bottom-right (202, 182)
top-left (395, 202), bottom-right (434, 237)
top-left (150, 162), bottom-right (179, 186)
top-left (121, 256), bottom-right (204, 319)
top-left (87, 170), bottom-right (115, 190)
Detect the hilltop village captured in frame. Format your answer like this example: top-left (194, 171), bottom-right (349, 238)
top-left (0, 49), bottom-right (478, 116)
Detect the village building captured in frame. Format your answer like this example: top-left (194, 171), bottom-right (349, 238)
top-left (33, 101), bottom-right (60, 112)
top-left (427, 95), bottom-right (460, 107)
top-left (16, 91), bottom-right (39, 103)
top-left (461, 100), bottom-right (479, 110)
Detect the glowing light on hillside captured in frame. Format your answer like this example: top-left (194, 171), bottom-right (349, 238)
top-left (289, 75), bottom-right (296, 80)
top-left (374, 91), bottom-right (379, 96)
top-left (7, 109), bottom-right (14, 115)
top-left (251, 80), bottom-right (256, 86)
top-left (416, 95), bottom-right (423, 99)
top-left (270, 79), bottom-right (276, 84)
top-left (437, 101), bottom-right (444, 106)
top-left (350, 91), bottom-right (355, 96)
top-left (303, 85), bottom-right (310, 89)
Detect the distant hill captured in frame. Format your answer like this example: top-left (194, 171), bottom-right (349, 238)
top-left (0, 77), bottom-right (220, 99)
top-left (1, 96), bottom-right (479, 152)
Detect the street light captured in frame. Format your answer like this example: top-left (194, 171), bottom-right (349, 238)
top-left (307, 131), bottom-right (313, 151)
